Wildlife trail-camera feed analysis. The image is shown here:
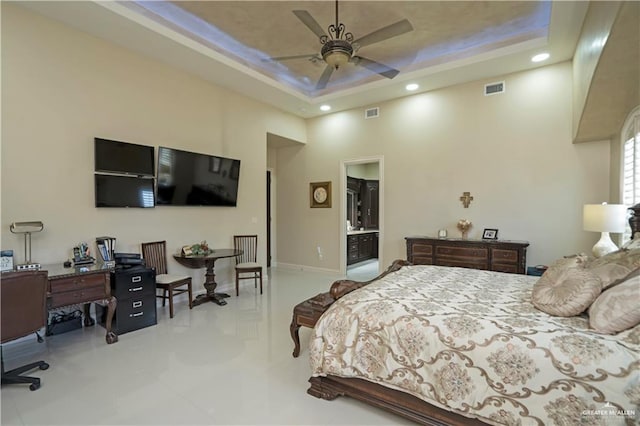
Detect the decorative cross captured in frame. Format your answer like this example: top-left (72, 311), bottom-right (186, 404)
top-left (460, 192), bottom-right (474, 208)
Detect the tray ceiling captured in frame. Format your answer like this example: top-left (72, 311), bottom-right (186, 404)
top-left (20, 1), bottom-right (588, 117)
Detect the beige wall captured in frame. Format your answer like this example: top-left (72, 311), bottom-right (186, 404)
top-left (275, 62), bottom-right (610, 271)
top-left (1, 4), bottom-right (617, 282)
top-left (1, 4), bottom-right (305, 290)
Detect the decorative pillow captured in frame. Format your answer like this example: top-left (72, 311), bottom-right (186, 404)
top-left (621, 237), bottom-right (640, 250)
top-left (586, 248), bottom-right (640, 289)
top-left (532, 267), bottom-right (602, 317)
top-left (589, 275), bottom-right (640, 334)
top-left (542, 253), bottom-right (591, 274)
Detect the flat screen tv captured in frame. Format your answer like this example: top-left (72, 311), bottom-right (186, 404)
top-left (156, 147), bottom-right (240, 206)
top-left (94, 137), bottom-right (155, 177)
top-left (95, 174), bottom-right (155, 208)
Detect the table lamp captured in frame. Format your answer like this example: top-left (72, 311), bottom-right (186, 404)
top-left (9, 221), bottom-right (44, 270)
top-left (583, 203), bottom-right (627, 257)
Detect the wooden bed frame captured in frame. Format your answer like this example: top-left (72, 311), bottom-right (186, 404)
top-left (306, 206), bottom-right (640, 426)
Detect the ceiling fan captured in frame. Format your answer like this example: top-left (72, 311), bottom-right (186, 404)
top-left (266, 1), bottom-right (413, 90)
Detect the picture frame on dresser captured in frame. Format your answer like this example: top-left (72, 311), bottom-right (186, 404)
top-left (482, 228), bottom-right (498, 240)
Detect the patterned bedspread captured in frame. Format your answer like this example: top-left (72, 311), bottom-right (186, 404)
top-left (309, 265), bottom-right (640, 425)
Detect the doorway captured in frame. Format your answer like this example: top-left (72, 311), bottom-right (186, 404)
top-left (266, 170), bottom-right (271, 267)
top-left (341, 157), bottom-right (383, 280)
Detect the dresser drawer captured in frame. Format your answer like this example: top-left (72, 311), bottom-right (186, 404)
top-left (408, 242), bottom-right (433, 264)
top-left (436, 246), bottom-right (488, 260)
top-left (49, 273), bottom-right (106, 294)
top-left (436, 259), bottom-right (489, 270)
top-left (410, 243), bottom-right (433, 256)
top-left (492, 263), bottom-right (519, 274)
top-left (411, 256), bottom-right (433, 265)
top-left (491, 249), bottom-right (518, 263)
top-left (49, 284), bottom-right (106, 308)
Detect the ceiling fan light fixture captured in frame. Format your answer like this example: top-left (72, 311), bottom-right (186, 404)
top-left (321, 40), bottom-right (354, 69)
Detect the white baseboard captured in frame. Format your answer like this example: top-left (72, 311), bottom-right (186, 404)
top-left (276, 263), bottom-right (340, 274)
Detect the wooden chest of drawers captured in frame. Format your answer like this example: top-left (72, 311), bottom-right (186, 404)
top-left (406, 237), bottom-right (529, 274)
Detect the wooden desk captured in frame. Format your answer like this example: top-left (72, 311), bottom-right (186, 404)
top-left (173, 249), bottom-right (243, 306)
top-left (44, 263), bottom-right (118, 344)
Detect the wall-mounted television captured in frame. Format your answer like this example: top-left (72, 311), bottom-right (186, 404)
top-left (95, 137), bottom-right (155, 177)
top-left (156, 147), bottom-right (240, 206)
top-left (95, 174), bottom-right (155, 208)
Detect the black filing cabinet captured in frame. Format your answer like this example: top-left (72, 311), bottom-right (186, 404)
top-left (97, 266), bottom-right (156, 334)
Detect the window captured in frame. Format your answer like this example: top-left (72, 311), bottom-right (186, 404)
top-left (621, 106), bottom-right (640, 241)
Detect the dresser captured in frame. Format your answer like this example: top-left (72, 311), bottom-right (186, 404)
top-left (96, 266), bottom-right (156, 334)
top-left (405, 237), bottom-right (529, 274)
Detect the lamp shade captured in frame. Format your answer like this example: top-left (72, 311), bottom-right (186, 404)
top-left (583, 204), bottom-right (627, 233)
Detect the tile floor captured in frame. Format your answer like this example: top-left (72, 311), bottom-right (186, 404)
top-left (346, 259), bottom-right (380, 281)
top-left (1, 266), bottom-right (411, 425)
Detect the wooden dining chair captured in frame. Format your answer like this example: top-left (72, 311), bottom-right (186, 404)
top-left (234, 235), bottom-right (263, 296)
top-left (141, 241), bottom-right (193, 318)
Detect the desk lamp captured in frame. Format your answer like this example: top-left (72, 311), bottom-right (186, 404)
top-left (9, 221), bottom-right (44, 270)
top-left (583, 203), bottom-right (627, 257)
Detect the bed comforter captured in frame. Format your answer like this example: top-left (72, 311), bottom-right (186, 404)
top-left (309, 265), bottom-right (640, 425)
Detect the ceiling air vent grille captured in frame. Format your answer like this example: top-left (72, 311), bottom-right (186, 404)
top-left (365, 107), bottom-right (380, 119)
top-left (484, 81), bottom-right (505, 96)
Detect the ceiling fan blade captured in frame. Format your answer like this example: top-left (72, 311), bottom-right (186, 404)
top-left (353, 56), bottom-right (400, 79)
top-left (352, 19), bottom-right (413, 48)
top-left (293, 10), bottom-right (327, 39)
top-left (262, 54), bottom-right (319, 62)
top-left (315, 65), bottom-right (334, 90)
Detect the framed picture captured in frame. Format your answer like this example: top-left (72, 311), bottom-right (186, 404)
top-left (0, 250), bottom-right (14, 272)
top-left (482, 228), bottom-right (499, 240)
top-left (310, 181), bottom-right (331, 208)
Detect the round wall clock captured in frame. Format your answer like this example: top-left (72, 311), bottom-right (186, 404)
top-left (313, 187), bottom-right (327, 204)
top-left (310, 181), bottom-right (332, 208)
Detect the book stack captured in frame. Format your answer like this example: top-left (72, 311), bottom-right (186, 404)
top-left (96, 236), bottom-right (116, 267)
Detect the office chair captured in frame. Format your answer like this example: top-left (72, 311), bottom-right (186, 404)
top-left (141, 241), bottom-right (193, 318)
top-left (1, 270), bottom-right (49, 391)
top-left (234, 235), bottom-right (263, 296)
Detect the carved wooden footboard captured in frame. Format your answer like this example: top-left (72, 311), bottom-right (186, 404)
top-left (308, 375), bottom-right (485, 426)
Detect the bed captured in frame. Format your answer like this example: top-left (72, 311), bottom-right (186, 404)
top-left (307, 225), bottom-right (640, 425)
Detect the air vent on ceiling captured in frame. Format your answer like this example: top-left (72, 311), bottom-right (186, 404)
top-left (484, 81), bottom-right (505, 96)
top-left (365, 107), bottom-right (380, 119)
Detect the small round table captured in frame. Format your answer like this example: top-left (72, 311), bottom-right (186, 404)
top-left (173, 249), bottom-right (243, 306)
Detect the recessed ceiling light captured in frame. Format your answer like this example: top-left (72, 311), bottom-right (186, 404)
top-left (531, 53), bottom-right (550, 63)
top-left (405, 83), bottom-right (419, 91)
top-left (320, 105), bottom-right (331, 111)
